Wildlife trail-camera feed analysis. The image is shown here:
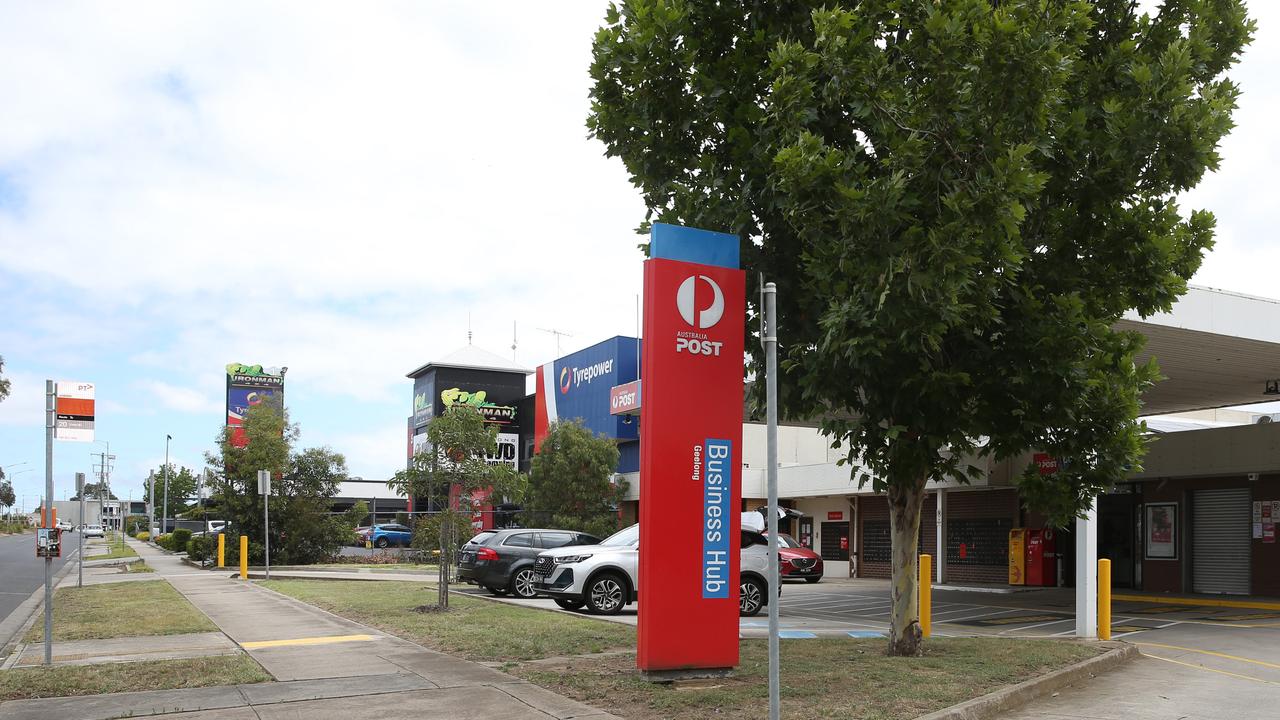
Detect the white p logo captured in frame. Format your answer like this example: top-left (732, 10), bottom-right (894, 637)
top-left (676, 275), bottom-right (724, 329)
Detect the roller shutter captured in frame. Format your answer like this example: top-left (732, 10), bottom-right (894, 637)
top-left (1191, 488), bottom-right (1251, 595)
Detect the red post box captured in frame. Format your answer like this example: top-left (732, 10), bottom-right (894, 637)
top-left (1024, 529), bottom-right (1058, 587)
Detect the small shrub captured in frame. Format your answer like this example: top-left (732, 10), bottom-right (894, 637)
top-left (187, 534), bottom-right (216, 562)
top-left (171, 528), bottom-right (193, 550)
top-left (135, 531), bottom-right (151, 542)
top-left (155, 533), bottom-right (173, 550)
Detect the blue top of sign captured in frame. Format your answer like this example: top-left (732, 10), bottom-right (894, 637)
top-left (650, 223), bottom-right (739, 270)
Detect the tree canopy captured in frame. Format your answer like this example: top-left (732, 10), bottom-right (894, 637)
top-left (205, 402), bottom-right (354, 565)
top-left (528, 420), bottom-right (625, 539)
top-left (143, 464), bottom-right (199, 512)
top-left (588, 0), bottom-right (1253, 655)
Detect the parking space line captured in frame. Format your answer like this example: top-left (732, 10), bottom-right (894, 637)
top-left (1134, 642), bottom-right (1280, 671)
top-left (1112, 594), bottom-right (1280, 611)
top-left (996, 618), bottom-right (1076, 635)
top-left (934, 608), bottom-right (1027, 624)
top-left (1144, 653), bottom-right (1279, 686)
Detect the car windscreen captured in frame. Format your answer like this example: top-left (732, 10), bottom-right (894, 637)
top-left (600, 524), bottom-right (639, 546)
top-left (775, 534), bottom-right (799, 549)
top-left (465, 531), bottom-right (498, 546)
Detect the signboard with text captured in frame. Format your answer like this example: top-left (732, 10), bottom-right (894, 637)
top-left (225, 363), bottom-right (284, 447)
top-left (638, 223), bottom-right (745, 672)
top-left (55, 381), bottom-right (95, 442)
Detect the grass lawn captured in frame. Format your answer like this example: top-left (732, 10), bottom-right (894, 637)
top-left (262, 579), bottom-right (1104, 720)
top-left (0, 655), bottom-right (270, 701)
top-left (516, 637), bottom-right (1101, 720)
top-left (309, 563), bottom-right (439, 572)
top-left (86, 542), bottom-right (138, 560)
top-left (260, 579), bottom-right (633, 661)
top-left (23, 581), bottom-right (215, 642)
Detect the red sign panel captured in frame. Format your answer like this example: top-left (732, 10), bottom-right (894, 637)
top-left (827, 511), bottom-right (844, 521)
top-left (609, 381), bottom-right (642, 415)
top-left (1033, 453), bottom-right (1058, 475)
top-left (638, 257), bottom-right (745, 672)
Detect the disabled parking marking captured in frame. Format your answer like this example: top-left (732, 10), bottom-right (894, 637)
top-left (847, 631), bottom-right (885, 638)
top-left (778, 631), bottom-right (818, 639)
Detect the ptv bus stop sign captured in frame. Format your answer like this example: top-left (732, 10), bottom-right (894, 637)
top-left (638, 223), bottom-right (745, 672)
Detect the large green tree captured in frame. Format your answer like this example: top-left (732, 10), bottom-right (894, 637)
top-left (528, 420), bottom-right (626, 539)
top-left (143, 464), bottom-right (199, 514)
top-left (588, 0), bottom-right (1252, 655)
top-left (206, 402), bottom-right (354, 565)
top-left (0, 355), bottom-right (11, 403)
top-left (388, 406), bottom-right (524, 608)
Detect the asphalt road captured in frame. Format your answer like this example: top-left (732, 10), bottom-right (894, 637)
top-left (0, 531), bottom-right (74, 625)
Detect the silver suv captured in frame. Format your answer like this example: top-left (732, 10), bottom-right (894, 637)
top-left (531, 523), bottom-right (773, 616)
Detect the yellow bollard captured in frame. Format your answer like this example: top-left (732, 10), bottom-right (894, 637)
top-left (217, 533), bottom-right (225, 568)
top-left (920, 554), bottom-right (932, 639)
top-left (239, 535), bottom-right (248, 580)
top-left (1098, 558), bottom-right (1112, 640)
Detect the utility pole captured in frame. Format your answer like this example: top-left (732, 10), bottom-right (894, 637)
top-left (762, 281), bottom-right (781, 720)
top-left (162, 435), bottom-right (171, 535)
top-left (258, 470), bottom-right (271, 580)
top-left (76, 473), bottom-right (85, 588)
top-left (43, 380), bottom-right (53, 666)
top-left (147, 470), bottom-right (156, 537)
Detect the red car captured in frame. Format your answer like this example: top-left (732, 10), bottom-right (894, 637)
top-left (770, 533), bottom-right (824, 583)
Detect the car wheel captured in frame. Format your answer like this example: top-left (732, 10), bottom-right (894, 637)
top-left (509, 567), bottom-right (539, 599)
top-left (375, 537), bottom-right (389, 548)
top-left (739, 576), bottom-right (765, 616)
top-left (554, 599), bottom-right (585, 611)
top-left (585, 572), bottom-right (627, 615)
top-left (804, 576), bottom-right (821, 584)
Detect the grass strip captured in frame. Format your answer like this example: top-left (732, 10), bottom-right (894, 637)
top-left (86, 543), bottom-right (138, 560)
top-left (0, 655), bottom-right (270, 701)
top-left (515, 637), bottom-right (1101, 720)
top-left (261, 579), bottom-right (633, 661)
top-left (24, 581), bottom-right (215, 642)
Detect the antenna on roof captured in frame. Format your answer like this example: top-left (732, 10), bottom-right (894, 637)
top-left (537, 327), bottom-right (573, 357)
top-left (467, 312), bottom-right (473, 345)
top-left (512, 321), bottom-right (518, 361)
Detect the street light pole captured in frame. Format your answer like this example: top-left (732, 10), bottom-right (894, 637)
top-left (162, 435), bottom-right (171, 535)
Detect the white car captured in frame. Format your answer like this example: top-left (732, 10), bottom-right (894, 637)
top-left (531, 523), bottom-right (774, 616)
top-left (82, 524), bottom-right (105, 538)
top-left (55, 520), bottom-right (73, 532)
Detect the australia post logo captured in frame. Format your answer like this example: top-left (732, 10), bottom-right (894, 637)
top-left (675, 274), bottom-right (725, 357)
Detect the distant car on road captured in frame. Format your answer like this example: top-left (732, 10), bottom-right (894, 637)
top-left (55, 520), bottom-right (73, 532)
top-left (82, 524), bottom-right (104, 538)
top-left (353, 526), bottom-right (372, 546)
top-left (369, 523), bottom-right (412, 548)
top-left (457, 528), bottom-right (601, 599)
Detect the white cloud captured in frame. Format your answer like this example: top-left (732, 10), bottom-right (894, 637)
top-left (134, 380), bottom-right (222, 415)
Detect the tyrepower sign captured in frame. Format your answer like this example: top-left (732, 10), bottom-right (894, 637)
top-left (55, 381), bottom-right (95, 442)
top-left (638, 223), bottom-right (744, 673)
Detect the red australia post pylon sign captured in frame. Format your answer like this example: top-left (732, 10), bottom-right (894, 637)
top-left (638, 223), bottom-right (745, 672)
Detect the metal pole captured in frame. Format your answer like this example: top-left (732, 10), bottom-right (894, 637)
top-left (763, 282), bottom-right (780, 720)
top-left (44, 379), bottom-right (54, 666)
top-left (77, 473), bottom-right (85, 588)
top-left (258, 470), bottom-right (270, 581)
top-left (162, 436), bottom-right (171, 535)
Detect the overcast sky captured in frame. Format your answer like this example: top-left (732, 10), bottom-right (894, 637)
top-left (1, 2), bottom-right (1277, 511)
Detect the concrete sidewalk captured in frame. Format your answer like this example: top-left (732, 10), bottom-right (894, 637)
top-left (0, 539), bottom-right (618, 720)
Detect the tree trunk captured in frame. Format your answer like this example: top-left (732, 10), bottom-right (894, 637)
top-left (887, 478), bottom-right (927, 656)
top-left (438, 514), bottom-right (450, 609)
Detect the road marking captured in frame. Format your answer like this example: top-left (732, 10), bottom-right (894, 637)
top-left (1134, 642), bottom-right (1280, 671)
top-left (1113, 594), bottom-right (1280, 611)
top-left (1144, 653), bottom-right (1279, 686)
top-left (240, 634), bottom-right (375, 649)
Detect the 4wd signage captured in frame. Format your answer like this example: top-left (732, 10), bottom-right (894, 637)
top-left (638, 223), bottom-right (745, 673)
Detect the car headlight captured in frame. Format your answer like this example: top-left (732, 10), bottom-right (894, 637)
top-left (553, 554), bottom-right (592, 564)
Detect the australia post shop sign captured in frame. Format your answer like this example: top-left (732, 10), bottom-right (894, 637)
top-left (638, 223), bottom-right (745, 672)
